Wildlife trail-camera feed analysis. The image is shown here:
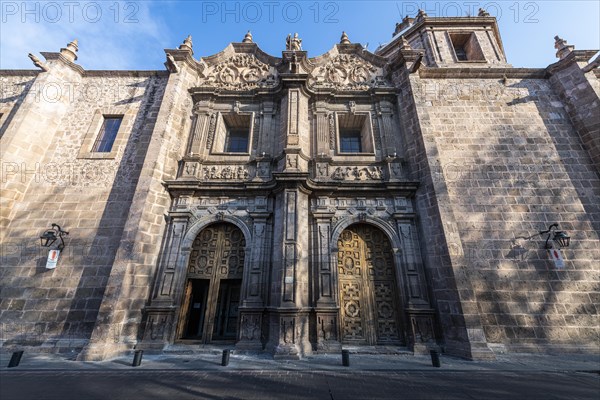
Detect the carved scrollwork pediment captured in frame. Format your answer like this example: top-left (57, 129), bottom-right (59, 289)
top-left (198, 54), bottom-right (279, 90)
top-left (308, 54), bottom-right (390, 91)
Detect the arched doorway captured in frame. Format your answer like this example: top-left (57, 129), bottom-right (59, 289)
top-left (337, 224), bottom-right (404, 345)
top-left (177, 223), bottom-right (246, 343)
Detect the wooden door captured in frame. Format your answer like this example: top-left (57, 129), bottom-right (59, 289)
top-left (337, 225), bottom-right (402, 345)
top-left (179, 223), bottom-right (245, 343)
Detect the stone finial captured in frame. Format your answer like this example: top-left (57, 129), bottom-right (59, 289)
top-left (60, 39), bottom-right (78, 62)
top-left (415, 9), bottom-right (427, 21)
top-left (28, 53), bottom-right (49, 72)
top-left (179, 35), bottom-right (193, 53)
top-left (478, 8), bottom-right (490, 17)
top-left (340, 31), bottom-right (351, 45)
top-left (242, 31), bottom-right (253, 43)
top-left (554, 35), bottom-right (574, 60)
top-left (286, 33), bottom-right (302, 51)
top-left (399, 36), bottom-right (412, 51)
top-left (394, 15), bottom-right (414, 36)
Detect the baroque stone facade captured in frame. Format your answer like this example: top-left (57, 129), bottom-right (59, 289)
top-left (1, 13), bottom-right (599, 361)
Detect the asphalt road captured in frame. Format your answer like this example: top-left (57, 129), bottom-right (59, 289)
top-left (1, 370), bottom-right (599, 400)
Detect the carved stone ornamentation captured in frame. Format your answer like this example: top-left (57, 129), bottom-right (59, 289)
top-left (316, 162), bottom-right (329, 178)
top-left (308, 54), bottom-right (389, 90)
top-left (331, 166), bottom-right (383, 181)
top-left (205, 113), bottom-right (217, 150)
top-left (240, 314), bottom-right (261, 340)
top-left (199, 54), bottom-right (278, 90)
top-left (201, 165), bottom-right (250, 180)
top-left (183, 161), bottom-right (199, 177)
top-left (328, 114), bottom-right (336, 150)
top-left (285, 33), bottom-right (302, 51)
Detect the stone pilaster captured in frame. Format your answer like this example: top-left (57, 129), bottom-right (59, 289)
top-left (312, 202), bottom-right (341, 351)
top-left (393, 206), bottom-right (437, 354)
top-left (78, 46), bottom-right (195, 360)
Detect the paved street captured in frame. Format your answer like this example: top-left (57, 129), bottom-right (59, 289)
top-left (1, 351), bottom-right (599, 399)
top-left (1, 369), bottom-right (599, 400)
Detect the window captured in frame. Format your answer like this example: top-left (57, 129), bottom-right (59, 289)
top-left (212, 113), bottom-right (252, 154)
top-left (225, 129), bottom-right (249, 153)
top-left (340, 130), bottom-right (362, 153)
top-left (454, 46), bottom-right (468, 61)
top-left (337, 113), bottom-right (374, 154)
top-left (92, 116), bottom-right (122, 152)
top-left (449, 33), bottom-right (485, 62)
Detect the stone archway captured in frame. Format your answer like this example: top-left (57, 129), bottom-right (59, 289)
top-left (337, 224), bottom-right (404, 345)
top-left (177, 222), bottom-right (246, 343)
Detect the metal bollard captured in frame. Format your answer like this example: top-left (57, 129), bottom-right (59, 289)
top-left (221, 349), bottom-right (230, 366)
top-left (342, 349), bottom-right (350, 367)
top-left (7, 351), bottom-right (24, 368)
top-left (132, 350), bottom-right (143, 367)
top-left (430, 349), bottom-right (441, 368)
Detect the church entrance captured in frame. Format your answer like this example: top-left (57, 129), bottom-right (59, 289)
top-left (337, 224), bottom-right (404, 345)
top-left (178, 223), bottom-right (245, 343)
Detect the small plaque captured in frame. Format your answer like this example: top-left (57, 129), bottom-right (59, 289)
top-left (46, 249), bottom-right (60, 269)
top-left (284, 277), bottom-right (294, 284)
top-left (548, 248), bottom-right (565, 269)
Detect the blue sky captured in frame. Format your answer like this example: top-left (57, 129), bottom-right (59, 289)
top-left (1, 1), bottom-right (599, 70)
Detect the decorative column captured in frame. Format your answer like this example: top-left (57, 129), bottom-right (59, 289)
top-left (186, 111), bottom-right (211, 157)
top-left (393, 196), bottom-right (437, 354)
top-left (312, 198), bottom-right (340, 351)
top-left (265, 47), bottom-right (312, 359)
top-left (237, 196), bottom-right (271, 351)
top-left (258, 101), bottom-right (277, 156)
top-left (267, 187), bottom-right (311, 358)
top-left (376, 100), bottom-right (399, 157)
top-left (140, 203), bottom-right (193, 350)
top-left (313, 102), bottom-right (332, 156)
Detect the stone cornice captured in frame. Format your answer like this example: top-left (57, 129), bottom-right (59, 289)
top-left (546, 50), bottom-right (600, 76)
top-left (0, 70), bottom-right (40, 76)
top-left (83, 70), bottom-right (169, 78)
top-left (418, 67), bottom-right (546, 79)
top-left (306, 179), bottom-right (419, 194)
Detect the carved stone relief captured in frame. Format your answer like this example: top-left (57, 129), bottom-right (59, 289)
top-left (201, 165), bottom-right (250, 180)
top-left (328, 113), bottom-right (336, 150)
top-left (308, 54), bottom-right (390, 90)
top-left (199, 54), bottom-right (278, 90)
top-left (330, 166), bottom-right (383, 181)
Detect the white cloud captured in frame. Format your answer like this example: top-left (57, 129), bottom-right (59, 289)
top-left (0, 1), bottom-right (170, 70)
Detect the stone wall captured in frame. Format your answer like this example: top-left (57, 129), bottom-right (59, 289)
top-left (410, 72), bottom-right (600, 352)
top-left (0, 68), bottom-right (169, 354)
top-left (395, 66), bottom-right (494, 359)
top-left (0, 72), bottom-right (37, 139)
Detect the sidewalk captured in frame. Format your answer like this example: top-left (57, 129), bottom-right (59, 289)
top-left (1, 348), bottom-right (599, 373)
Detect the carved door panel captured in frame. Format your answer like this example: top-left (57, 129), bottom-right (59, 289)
top-left (180, 223), bottom-right (246, 343)
top-left (213, 280), bottom-right (241, 340)
top-left (337, 225), bottom-right (401, 345)
top-left (177, 281), bottom-right (194, 339)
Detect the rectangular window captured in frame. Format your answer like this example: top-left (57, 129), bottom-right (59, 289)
top-left (225, 129), bottom-right (249, 153)
top-left (337, 113), bottom-right (374, 154)
top-left (340, 130), bottom-right (362, 153)
top-left (449, 32), bottom-right (485, 62)
top-left (92, 116), bottom-right (122, 153)
top-left (212, 113), bottom-right (252, 154)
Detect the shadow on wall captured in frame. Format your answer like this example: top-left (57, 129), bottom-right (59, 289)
top-left (468, 77), bottom-right (600, 349)
top-left (0, 76), bottom-right (166, 352)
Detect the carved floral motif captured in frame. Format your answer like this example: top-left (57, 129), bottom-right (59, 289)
top-left (309, 54), bottom-right (389, 90)
top-left (199, 54), bottom-right (278, 90)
